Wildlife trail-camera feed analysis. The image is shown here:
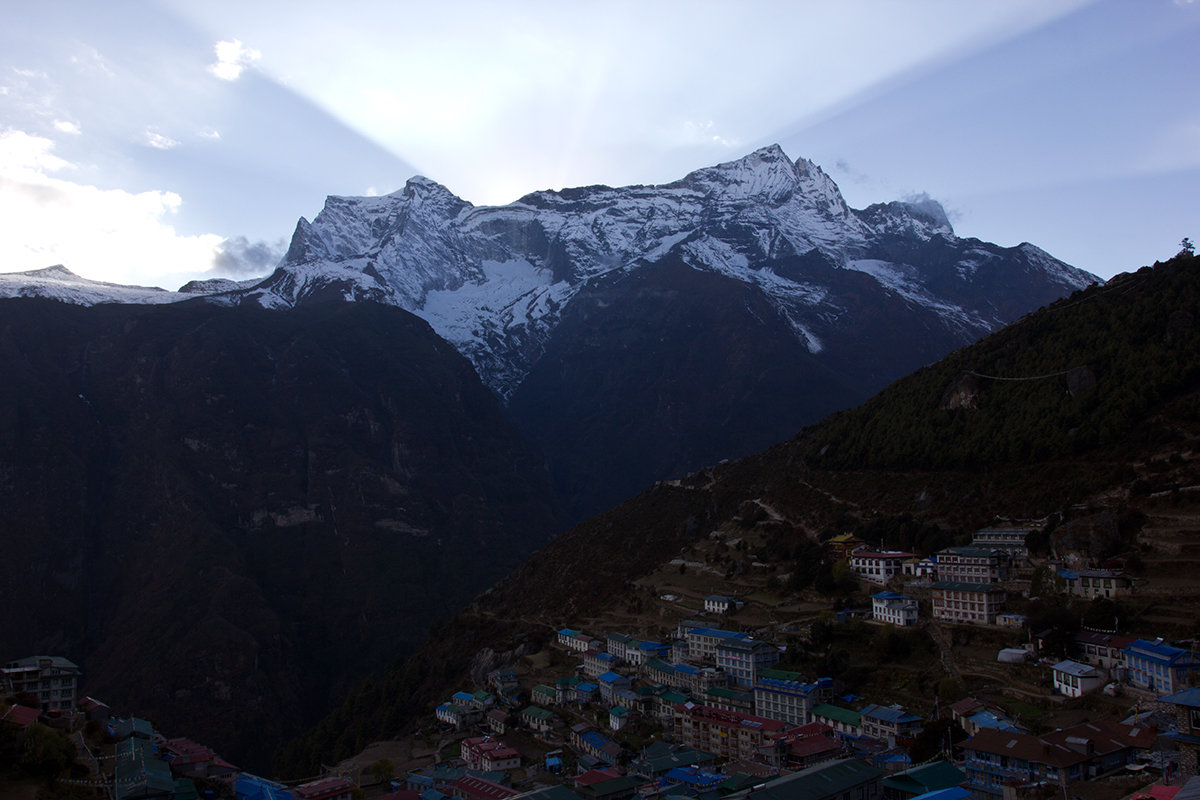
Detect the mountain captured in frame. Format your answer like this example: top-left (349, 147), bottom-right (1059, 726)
top-left (246, 145), bottom-right (1095, 517)
top-left (0, 298), bottom-right (560, 770)
top-left (278, 250), bottom-right (1200, 776)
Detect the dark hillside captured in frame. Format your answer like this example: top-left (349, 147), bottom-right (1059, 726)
top-left (279, 251), bottom-right (1200, 775)
top-left (0, 299), bottom-right (560, 771)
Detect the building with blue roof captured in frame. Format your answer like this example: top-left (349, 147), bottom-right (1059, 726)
top-left (685, 627), bottom-right (750, 661)
top-left (1124, 639), bottom-right (1200, 694)
top-left (860, 704), bottom-right (924, 746)
top-left (1158, 687), bottom-right (1200, 779)
top-left (754, 670), bottom-right (830, 726)
top-left (236, 775), bottom-right (296, 800)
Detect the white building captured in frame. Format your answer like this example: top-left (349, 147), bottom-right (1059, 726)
top-left (848, 550), bottom-right (915, 584)
top-left (871, 592), bottom-right (919, 626)
top-left (704, 595), bottom-right (742, 614)
top-left (1051, 660), bottom-right (1104, 698)
top-left (1, 656), bottom-right (81, 713)
top-left (930, 582), bottom-right (1006, 624)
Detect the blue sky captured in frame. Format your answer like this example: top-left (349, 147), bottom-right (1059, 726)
top-left (1, 0), bottom-right (1197, 288)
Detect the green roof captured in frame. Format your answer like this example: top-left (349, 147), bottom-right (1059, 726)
top-left (750, 759), bottom-right (883, 800)
top-left (523, 705), bottom-right (556, 720)
top-left (811, 704), bottom-right (861, 725)
top-left (705, 687), bottom-right (752, 701)
top-left (660, 691), bottom-right (690, 704)
top-left (882, 760), bottom-right (966, 794)
top-left (533, 684), bottom-right (557, 696)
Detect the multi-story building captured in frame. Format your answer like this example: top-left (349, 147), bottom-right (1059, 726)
top-left (715, 638), bottom-right (780, 687)
top-left (848, 550), bottom-right (916, 584)
top-left (826, 534), bottom-right (866, 561)
top-left (871, 591), bottom-right (919, 626)
top-left (930, 581), bottom-right (1005, 624)
top-left (1074, 631), bottom-right (1135, 674)
top-left (935, 547), bottom-right (1011, 583)
top-left (753, 670), bottom-right (832, 727)
top-left (685, 627), bottom-right (749, 661)
top-left (962, 722), bottom-right (1156, 800)
top-left (584, 650), bottom-right (619, 678)
top-left (671, 703), bottom-right (795, 765)
top-left (1, 656), bottom-right (81, 713)
top-left (1124, 639), bottom-right (1200, 694)
top-left (703, 686), bottom-right (755, 715)
top-left (704, 595), bottom-right (742, 614)
top-left (1057, 569), bottom-right (1133, 599)
top-left (1051, 660), bottom-right (1104, 698)
top-left (859, 704), bottom-right (924, 747)
top-left (971, 527), bottom-right (1035, 563)
top-left (810, 704), bottom-right (862, 738)
top-left (460, 736), bottom-right (521, 771)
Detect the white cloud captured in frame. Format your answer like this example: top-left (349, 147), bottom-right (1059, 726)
top-left (144, 129), bottom-right (180, 150)
top-left (53, 120), bottom-right (81, 135)
top-left (208, 39), bottom-right (261, 81)
top-left (0, 129), bottom-right (222, 286)
top-left (198, 127), bottom-right (221, 140)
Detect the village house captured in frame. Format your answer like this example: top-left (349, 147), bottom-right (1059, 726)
top-left (715, 638), bottom-right (781, 687)
top-left (555, 675), bottom-right (583, 704)
top-left (605, 633), bottom-right (633, 661)
top-left (686, 627), bottom-right (749, 661)
top-left (971, 527), bottom-right (1035, 564)
top-left (753, 670), bottom-right (831, 727)
top-left (557, 629), bottom-right (595, 653)
top-left (880, 760), bottom-right (967, 800)
top-left (436, 701), bottom-right (480, 729)
top-left (859, 704), bottom-right (924, 747)
top-left (935, 547), bottom-right (1011, 583)
top-left (520, 705), bottom-right (560, 734)
top-left (597, 672), bottom-right (631, 705)
top-left (948, 698), bottom-right (1022, 737)
top-left (901, 556), bottom-right (937, 579)
top-left (1157, 688), bottom-right (1200, 779)
top-left (1057, 569), bottom-right (1134, 599)
top-left (1074, 630), bottom-right (1135, 675)
top-left (584, 650), bottom-right (619, 678)
top-left (628, 741), bottom-right (717, 780)
top-left (624, 639), bottom-right (671, 666)
top-left (1, 655), bottom-right (81, 713)
top-left (1051, 660), bottom-right (1105, 698)
top-left (826, 534), bottom-right (866, 561)
top-left (460, 737), bottom-right (521, 772)
top-left (849, 550), bottom-right (916, 585)
top-left (644, 657), bottom-right (726, 695)
top-left (608, 706), bottom-right (631, 731)
top-left (962, 721), bottom-right (1156, 800)
top-left (930, 581), bottom-right (1006, 624)
top-left (160, 737), bottom-right (238, 783)
top-left (571, 723), bottom-right (624, 764)
top-left (704, 595), bottom-right (743, 614)
top-left (871, 592), bottom-right (919, 626)
top-left (672, 703), bottom-right (795, 765)
top-left (810, 704), bottom-right (862, 739)
top-left (486, 709), bottom-right (509, 735)
top-left (704, 686), bottom-right (755, 715)
top-left (531, 685), bottom-right (558, 707)
top-left (777, 722), bottom-right (843, 769)
top-left (1124, 638), bottom-right (1200, 694)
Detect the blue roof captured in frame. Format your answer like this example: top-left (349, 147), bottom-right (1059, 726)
top-left (558, 628), bottom-right (578, 636)
top-left (967, 710), bottom-right (1018, 731)
top-left (1160, 688), bottom-right (1200, 708)
top-left (1125, 639), bottom-right (1192, 664)
top-left (688, 628), bottom-right (747, 639)
top-left (577, 682), bottom-right (598, 692)
top-left (598, 671), bottom-right (627, 684)
top-left (911, 790), bottom-right (971, 800)
top-left (871, 591), bottom-right (907, 600)
top-left (861, 703), bottom-right (922, 724)
top-left (236, 775), bottom-right (295, 800)
top-left (452, 691), bottom-right (475, 702)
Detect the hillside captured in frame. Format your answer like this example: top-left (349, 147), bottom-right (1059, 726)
top-left (0, 299), bottom-right (561, 771)
top-left (277, 250), bottom-right (1200, 775)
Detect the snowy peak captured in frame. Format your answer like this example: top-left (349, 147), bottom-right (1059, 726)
top-left (674, 144), bottom-right (804, 206)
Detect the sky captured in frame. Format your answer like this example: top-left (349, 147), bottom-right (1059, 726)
top-left (1, 0), bottom-right (1197, 289)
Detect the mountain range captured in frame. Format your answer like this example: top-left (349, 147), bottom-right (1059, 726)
top-left (1, 145), bottom-right (1095, 519)
top-left (0, 146), bottom-right (1098, 768)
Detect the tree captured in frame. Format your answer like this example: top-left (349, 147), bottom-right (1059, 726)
top-left (368, 758), bottom-right (395, 784)
top-left (1181, 237), bottom-right (1195, 256)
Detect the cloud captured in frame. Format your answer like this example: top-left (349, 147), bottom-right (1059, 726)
top-left (681, 120), bottom-right (738, 148)
top-left (211, 235), bottom-right (285, 277)
top-left (198, 127), bottom-right (221, 140)
top-left (0, 129), bottom-right (222, 286)
top-left (208, 39), bottom-right (261, 81)
top-left (53, 120), bottom-right (81, 135)
top-left (144, 129), bottom-right (179, 150)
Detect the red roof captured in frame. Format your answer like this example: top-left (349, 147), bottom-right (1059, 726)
top-left (1, 704), bottom-right (41, 728)
top-left (450, 775), bottom-right (517, 800)
top-left (294, 777), bottom-right (354, 800)
top-left (573, 768), bottom-right (624, 787)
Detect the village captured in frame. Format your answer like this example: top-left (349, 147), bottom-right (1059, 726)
top-left (4, 523), bottom-right (1200, 800)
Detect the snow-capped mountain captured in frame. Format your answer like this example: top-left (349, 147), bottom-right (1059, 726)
top-left (248, 144), bottom-right (1095, 399)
